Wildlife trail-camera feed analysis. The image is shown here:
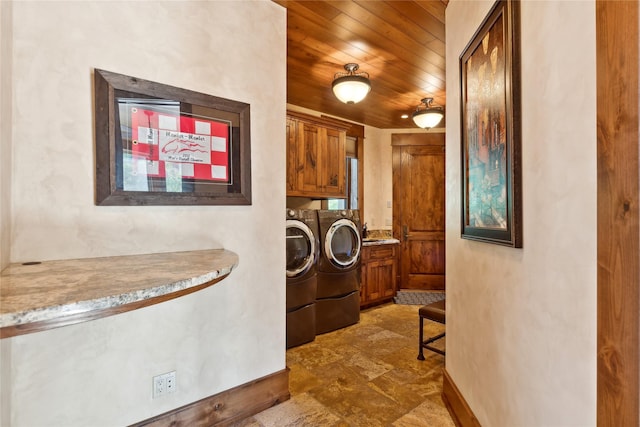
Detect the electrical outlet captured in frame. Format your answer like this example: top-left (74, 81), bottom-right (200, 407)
top-left (165, 371), bottom-right (176, 394)
top-left (153, 371), bottom-right (176, 398)
top-left (152, 374), bottom-right (165, 398)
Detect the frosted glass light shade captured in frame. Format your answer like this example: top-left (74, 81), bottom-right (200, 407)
top-left (332, 76), bottom-right (371, 104)
top-left (412, 109), bottom-right (444, 129)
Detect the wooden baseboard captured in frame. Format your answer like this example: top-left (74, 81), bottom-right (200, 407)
top-left (442, 368), bottom-right (481, 427)
top-left (131, 368), bottom-right (290, 427)
top-left (360, 296), bottom-right (395, 310)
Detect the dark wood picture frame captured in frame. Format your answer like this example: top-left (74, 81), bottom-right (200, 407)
top-left (94, 69), bottom-right (251, 206)
top-left (459, 0), bottom-right (522, 247)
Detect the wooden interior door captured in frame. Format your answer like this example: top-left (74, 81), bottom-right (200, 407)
top-left (392, 133), bottom-right (446, 290)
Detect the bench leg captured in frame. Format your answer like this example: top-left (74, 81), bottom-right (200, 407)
top-left (423, 332), bottom-right (446, 356)
top-left (417, 316), bottom-right (425, 360)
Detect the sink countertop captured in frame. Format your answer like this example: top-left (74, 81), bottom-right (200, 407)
top-left (363, 238), bottom-right (401, 246)
top-left (0, 249), bottom-right (238, 338)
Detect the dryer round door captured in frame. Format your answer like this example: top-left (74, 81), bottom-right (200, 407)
top-left (324, 218), bottom-right (361, 269)
top-left (286, 219), bottom-right (316, 278)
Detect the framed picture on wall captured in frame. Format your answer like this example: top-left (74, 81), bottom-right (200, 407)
top-left (94, 69), bottom-right (251, 206)
top-left (459, 0), bottom-right (522, 247)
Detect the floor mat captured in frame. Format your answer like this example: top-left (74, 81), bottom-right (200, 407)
top-left (393, 290), bottom-right (445, 305)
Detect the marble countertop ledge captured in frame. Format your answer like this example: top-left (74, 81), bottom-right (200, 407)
top-left (362, 238), bottom-right (401, 246)
top-left (0, 249), bottom-right (238, 339)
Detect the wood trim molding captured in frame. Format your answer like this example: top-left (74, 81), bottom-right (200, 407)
top-left (596, 1), bottom-right (640, 424)
top-left (131, 368), bottom-right (290, 427)
top-left (319, 114), bottom-right (365, 139)
top-left (287, 110), bottom-right (351, 131)
top-left (391, 132), bottom-right (445, 146)
top-left (441, 369), bottom-right (481, 427)
top-left (357, 135), bottom-right (365, 227)
top-left (391, 143), bottom-right (402, 287)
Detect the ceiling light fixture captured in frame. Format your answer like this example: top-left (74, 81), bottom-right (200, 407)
top-left (412, 97), bottom-right (444, 129)
top-left (332, 63), bottom-right (371, 104)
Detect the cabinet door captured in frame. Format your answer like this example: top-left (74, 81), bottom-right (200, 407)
top-left (296, 121), bottom-right (322, 194)
top-left (380, 256), bottom-right (397, 298)
top-left (286, 117), bottom-right (298, 193)
top-left (360, 247), bottom-right (369, 305)
top-left (360, 245), bottom-right (398, 307)
top-left (366, 258), bottom-right (396, 301)
top-left (320, 128), bottom-right (346, 197)
top-left (360, 261), bottom-right (368, 305)
top-left (365, 260), bottom-right (382, 302)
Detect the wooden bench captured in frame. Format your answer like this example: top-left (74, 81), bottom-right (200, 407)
top-left (417, 299), bottom-right (446, 359)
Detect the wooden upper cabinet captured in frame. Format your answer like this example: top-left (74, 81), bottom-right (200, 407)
top-left (286, 111), bottom-right (348, 198)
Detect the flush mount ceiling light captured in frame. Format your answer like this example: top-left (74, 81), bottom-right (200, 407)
top-left (332, 63), bottom-right (371, 104)
top-left (412, 97), bottom-right (444, 129)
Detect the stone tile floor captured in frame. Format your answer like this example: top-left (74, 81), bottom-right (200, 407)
top-left (234, 303), bottom-right (453, 426)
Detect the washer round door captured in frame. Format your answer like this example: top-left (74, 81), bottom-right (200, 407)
top-left (324, 218), bottom-right (361, 269)
top-left (286, 219), bottom-right (317, 278)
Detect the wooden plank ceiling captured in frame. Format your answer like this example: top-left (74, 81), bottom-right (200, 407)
top-left (273, 0), bottom-right (447, 129)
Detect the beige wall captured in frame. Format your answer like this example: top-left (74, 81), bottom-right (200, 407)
top-left (361, 126), bottom-right (388, 230)
top-left (1, 1), bottom-right (286, 426)
top-left (446, 1), bottom-right (597, 425)
top-left (0, 0), bottom-right (12, 270)
top-left (0, 4), bottom-right (13, 423)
